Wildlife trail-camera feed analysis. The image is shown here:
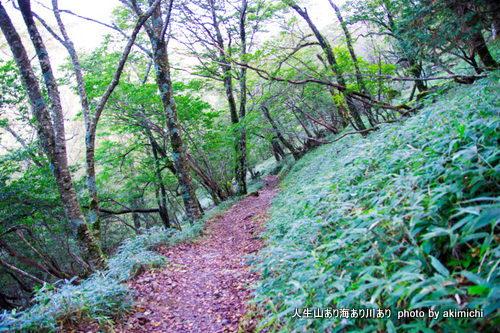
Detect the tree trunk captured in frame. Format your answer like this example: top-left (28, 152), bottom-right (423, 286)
top-left (145, 126), bottom-right (178, 175)
top-left (287, 0), bottom-right (367, 131)
top-left (290, 104), bottom-right (315, 138)
top-left (0, 258), bottom-right (47, 286)
top-left (1, 0), bottom-right (106, 271)
top-left (184, 147), bottom-right (227, 203)
top-left (49, 0), bottom-right (159, 240)
top-left (328, 0), bottom-right (366, 93)
top-left (262, 105), bottom-right (302, 160)
top-left (210, 0), bottom-right (247, 195)
top-left (149, 135), bottom-right (171, 229)
top-left (471, 30), bottom-right (499, 69)
top-left (130, 1), bottom-right (201, 221)
top-left (408, 59), bottom-right (427, 93)
top-left (50, 0), bottom-right (103, 241)
top-left (234, 0), bottom-right (249, 196)
top-left (271, 138), bottom-right (286, 161)
top-left (132, 212), bottom-right (142, 232)
top-left (0, 238), bottom-right (68, 280)
top-left (0, 291), bottom-right (20, 310)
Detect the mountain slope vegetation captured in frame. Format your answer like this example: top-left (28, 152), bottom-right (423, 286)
top-left (1, 0), bottom-right (499, 331)
top-left (252, 76), bottom-right (500, 332)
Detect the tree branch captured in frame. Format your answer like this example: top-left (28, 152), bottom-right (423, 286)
top-left (83, 206), bottom-right (160, 215)
top-left (263, 127), bottom-right (380, 144)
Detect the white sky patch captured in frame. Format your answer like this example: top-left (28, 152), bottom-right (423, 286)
top-left (0, 0), bottom-right (346, 157)
top-left (2, 0), bottom-right (346, 62)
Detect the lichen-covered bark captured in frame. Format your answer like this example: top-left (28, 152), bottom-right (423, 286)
top-left (48, 0), bottom-right (160, 239)
top-left (235, 0), bottom-right (248, 195)
top-left (1, 0), bottom-right (106, 271)
top-left (129, 0), bottom-right (201, 221)
top-left (32, 0), bottom-right (155, 240)
top-left (49, 0), bottom-right (101, 241)
top-left (154, 48), bottom-right (200, 221)
top-left (329, 1), bottom-right (378, 126)
top-left (329, 0), bottom-right (365, 93)
top-left (407, 59), bottom-right (427, 93)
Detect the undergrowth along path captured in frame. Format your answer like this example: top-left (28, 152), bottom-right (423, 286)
top-left (118, 176), bottom-right (280, 332)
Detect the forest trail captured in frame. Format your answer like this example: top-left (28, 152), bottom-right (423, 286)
top-left (114, 176), bottom-right (280, 333)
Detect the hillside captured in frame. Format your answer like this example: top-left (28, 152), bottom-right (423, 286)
top-left (251, 76), bottom-right (500, 332)
top-left (1, 0), bottom-right (499, 332)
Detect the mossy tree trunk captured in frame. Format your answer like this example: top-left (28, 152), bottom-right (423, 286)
top-left (1, 0), bottom-right (106, 271)
top-left (262, 105), bottom-right (303, 160)
top-left (127, 0), bottom-right (201, 221)
top-left (48, 0), bottom-right (160, 240)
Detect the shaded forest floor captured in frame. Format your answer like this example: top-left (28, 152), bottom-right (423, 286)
top-left (78, 176), bottom-right (280, 333)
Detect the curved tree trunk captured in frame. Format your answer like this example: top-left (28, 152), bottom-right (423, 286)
top-left (262, 105), bottom-right (303, 160)
top-left (329, 0), bottom-right (366, 93)
top-left (471, 30), bottom-right (499, 70)
top-left (408, 60), bottom-right (427, 93)
top-left (271, 138), bottom-right (287, 162)
top-left (148, 134), bottom-right (171, 229)
top-left (1, 0), bottom-right (106, 271)
top-left (287, 0), bottom-right (367, 131)
top-left (48, 0), bottom-right (160, 240)
top-left (44, 0), bottom-right (160, 241)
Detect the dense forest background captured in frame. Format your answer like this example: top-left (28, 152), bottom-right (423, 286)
top-left (0, 0), bottom-right (499, 331)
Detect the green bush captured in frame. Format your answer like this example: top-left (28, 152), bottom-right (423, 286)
top-left (0, 275), bottom-right (131, 332)
top-left (251, 75), bottom-right (500, 332)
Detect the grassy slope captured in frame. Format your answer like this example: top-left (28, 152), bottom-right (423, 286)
top-left (252, 75), bottom-right (500, 332)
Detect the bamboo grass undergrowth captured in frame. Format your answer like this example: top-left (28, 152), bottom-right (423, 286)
top-left (251, 74), bottom-right (500, 332)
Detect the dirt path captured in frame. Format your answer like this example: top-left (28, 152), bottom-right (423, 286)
top-left (116, 176), bottom-right (280, 333)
